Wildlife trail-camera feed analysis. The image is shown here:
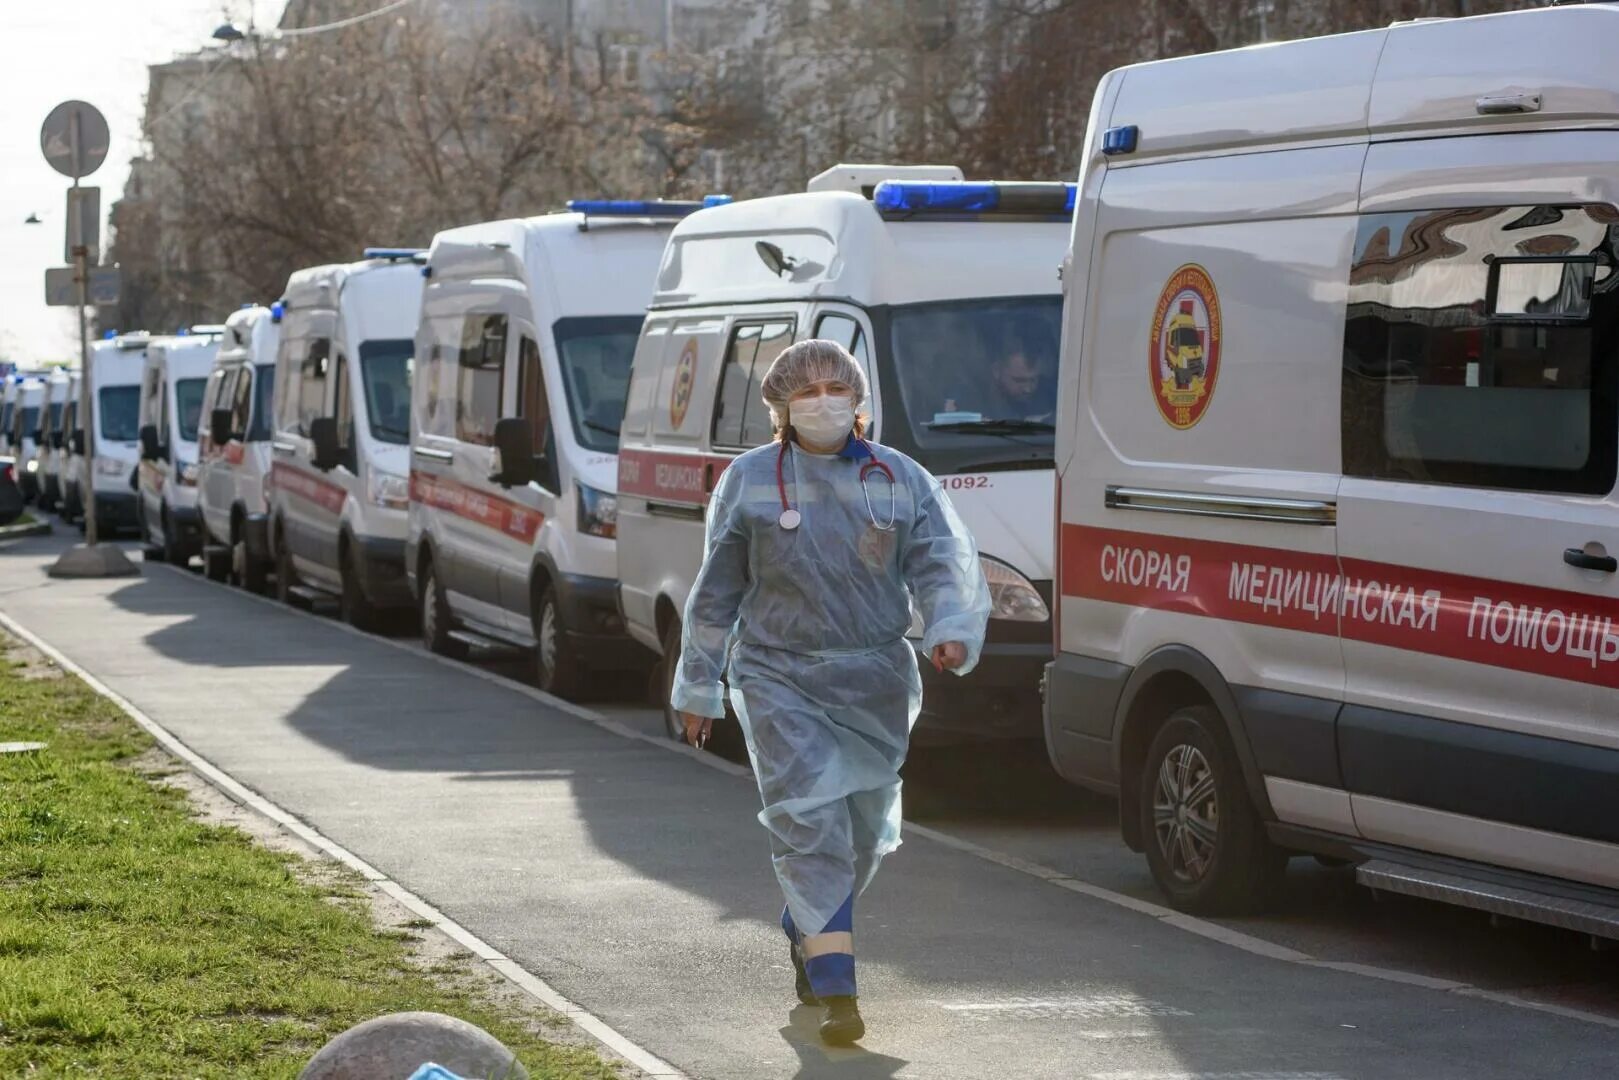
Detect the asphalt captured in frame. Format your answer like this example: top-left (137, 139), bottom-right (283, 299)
top-left (4, 532), bottom-right (1619, 1079)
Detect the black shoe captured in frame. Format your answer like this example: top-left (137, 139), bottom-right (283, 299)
top-left (791, 942), bottom-right (817, 1005)
top-left (819, 995), bottom-right (864, 1046)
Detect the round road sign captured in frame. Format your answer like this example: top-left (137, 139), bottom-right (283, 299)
top-left (40, 100), bottom-right (109, 179)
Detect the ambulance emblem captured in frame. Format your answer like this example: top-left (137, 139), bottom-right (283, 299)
top-left (1149, 264), bottom-right (1221, 430)
top-left (669, 338), bottom-right (698, 429)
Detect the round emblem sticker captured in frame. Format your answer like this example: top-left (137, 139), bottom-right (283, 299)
top-left (1149, 264), bottom-right (1222, 430)
top-left (669, 339), bottom-right (698, 429)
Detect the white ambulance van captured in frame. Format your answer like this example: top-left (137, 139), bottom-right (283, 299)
top-left (408, 200), bottom-right (713, 694)
top-left (1048, 4), bottom-right (1619, 938)
top-left (37, 367), bottom-right (71, 512)
top-left (267, 251), bottom-right (421, 629)
top-left (198, 305), bottom-right (281, 590)
top-left (138, 332), bottom-right (221, 565)
top-left (8, 376), bottom-right (45, 503)
top-left (82, 333), bottom-right (153, 536)
top-left (58, 370), bottom-right (84, 522)
top-left (618, 166), bottom-right (1069, 743)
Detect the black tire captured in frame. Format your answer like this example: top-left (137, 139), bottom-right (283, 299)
top-left (161, 507), bottom-right (188, 567)
top-left (1139, 705), bottom-right (1284, 915)
top-left (419, 557), bottom-right (467, 659)
top-left (235, 532), bottom-right (268, 594)
top-left (274, 525), bottom-right (300, 606)
top-left (340, 540), bottom-right (383, 633)
top-left (203, 545), bottom-right (230, 582)
top-left (533, 583), bottom-right (585, 699)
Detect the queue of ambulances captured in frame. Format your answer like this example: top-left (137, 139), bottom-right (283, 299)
top-left (1047, 4), bottom-right (1619, 938)
top-left (267, 251), bottom-right (421, 629)
top-left (83, 333), bottom-right (154, 536)
top-left (138, 331), bottom-right (222, 565)
top-left (197, 305), bottom-right (281, 591)
top-left (57, 370), bottom-right (84, 523)
top-left (407, 201), bottom-right (715, 695)
top-left (618, 166), bottom-right (1069, 743)
top-left (36, 367), bottom-right (71, 512)
top-left (8, 375), bottom-right (46, 503)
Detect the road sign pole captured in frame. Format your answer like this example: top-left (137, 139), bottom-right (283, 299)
top-left (46, 99), bottom-right (135, 579)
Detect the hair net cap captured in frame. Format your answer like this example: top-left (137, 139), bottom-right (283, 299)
top-left (760, 339), bottom-right (869, 429)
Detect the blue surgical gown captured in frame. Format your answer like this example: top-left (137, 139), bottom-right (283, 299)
top-left (670, 437), bottom-right (990, 938)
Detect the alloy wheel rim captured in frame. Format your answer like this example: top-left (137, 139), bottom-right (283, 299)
top-left (539, 600), bottom-right (558, 682)
top-left (1152, 742), bottom-right (1218, 884)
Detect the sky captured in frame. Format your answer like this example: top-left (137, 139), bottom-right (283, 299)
top-left (0, 1), bottom-right (281, 368)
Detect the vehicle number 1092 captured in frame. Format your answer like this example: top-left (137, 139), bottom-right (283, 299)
top-left (942, 475), bottom-right (992, 490)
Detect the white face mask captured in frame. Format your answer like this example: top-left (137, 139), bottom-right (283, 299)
top-left (790, 393), bottom-right (856, 447)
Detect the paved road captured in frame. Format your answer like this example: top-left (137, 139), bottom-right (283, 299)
top-left (4, 532), bottom-right (1618, 1079)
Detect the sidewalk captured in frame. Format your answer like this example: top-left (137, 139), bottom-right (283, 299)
top-left (3, 533), bottom-right (1616, 1079)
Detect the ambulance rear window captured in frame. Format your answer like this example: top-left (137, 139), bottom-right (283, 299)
top-left (1343, 204), bottom-right (1619, 496)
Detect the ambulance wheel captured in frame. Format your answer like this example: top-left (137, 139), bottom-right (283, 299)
top-left (203, 544), bottom-right (231, 582)
top-left (274, 525), bottom-right (300, 606)
top-left (340, 541), bottom-right (382, 633)
top-left (161, 507), bottom-right (188, 567)
top-left (419, 557), bottom-right (467, 660)
top-left (1140, 706), bottom-right (1283, 916)
top-left (533, 584), bottom-right (584, 699)
top-left (660, 620), bottom-right (685, 742)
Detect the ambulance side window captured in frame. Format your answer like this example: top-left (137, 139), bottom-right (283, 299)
top-left (1342, 204), bottom-right (1619, 496)
top-left (815, 313), bottom-right (870, 370)
top-left (712, 319), bottom-right (794, 450)
top-left (456, 314), bottom-right (506, 447)
top-left (518, 335), bottom-right (558, 491)
top-left (299, 338), bottom-right (330, 437)
top-left (275, 336), bottom-right (303, 435)
top-left (231, 364), bottom-right (254, 438)
top-left (201, 370), bottom-right (227, 440)
top-left (333, 353), bottom-right (355, 465)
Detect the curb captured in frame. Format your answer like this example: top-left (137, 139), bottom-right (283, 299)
top-left (0, 518), bottom-right (52, 539)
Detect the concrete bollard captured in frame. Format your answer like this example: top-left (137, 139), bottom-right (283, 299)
top-left (299, 1012), bottom-right (529, 1080)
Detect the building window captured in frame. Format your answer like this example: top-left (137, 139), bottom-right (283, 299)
top-left (1342, 204), bottom-right (1619, 495)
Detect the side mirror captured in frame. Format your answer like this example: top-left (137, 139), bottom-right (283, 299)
top-left (50, 431), bottom-right (63, 450)
top-left (211, 408), bottom-right (236, 445)
top-left (489, 417), bottom-right (535, 488)
top-left (70, 431), bottom-right (85, 455)
top-left (139, 424), bottom-right (161, 462)
top-left (310, 417), bottom-right (340, 472)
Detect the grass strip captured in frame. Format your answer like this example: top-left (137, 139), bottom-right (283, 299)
top-left (0, 635), bottom-right (620, 1079)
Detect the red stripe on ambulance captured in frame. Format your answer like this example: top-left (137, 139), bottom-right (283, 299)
top-left (270, 461), bottom-right (346, 515)
top-left (409, 471), bottom-right (543, 544)
top-left (617, 447), bottom-right (731, 506)
top-left (1062, 524), bottom-right (1619, 689)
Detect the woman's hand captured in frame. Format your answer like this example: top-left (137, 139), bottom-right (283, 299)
top-left (930, 642), bottom-right (967, 672)
top-left (681, 711), bottom-right (715, 748)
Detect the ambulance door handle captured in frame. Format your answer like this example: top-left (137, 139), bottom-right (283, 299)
top-left (1563, 547), bottom-right (1617, 574)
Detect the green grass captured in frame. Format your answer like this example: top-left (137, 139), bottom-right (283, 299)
top-left (0, 637), bottom-right (620, 1079)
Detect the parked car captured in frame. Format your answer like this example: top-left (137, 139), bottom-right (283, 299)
top-left (617, 165), bottom-right (1070, 743)
top-left (408, 199), bottom-right (712, 694)
top-left (197, 306), bottom-right (280, 591)
top-left (58, 370), bottom-right (83, 523)
top-left (138, 332), bottom-right (222, 564)
top-left (83, 333), bottom-right (158, 537)
top-left (266, 250), bottom-right (422, 628)
top-left (8, 376), bottom-right (45, 504)
top-left (35, 367), bottom-right (70, 513)
top-left (1045, 1), bottom-right (1619, 938)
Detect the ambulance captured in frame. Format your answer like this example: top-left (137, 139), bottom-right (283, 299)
top-left (138, 332), bottom-right (222, 564)
top-left (1047, 4), bottom-right (1619, 938)
top-left (617, 166), bottom-right (1069, 743)
top-left (82, 333), bottom-right (154, 536)
top-left (36, 367), bottom-right (71, 512)
top-left (6, 375), bottom-right (45, 503)
top-left (408, 200), bottom-right (712, 695)
top-left (267, 251), bottom-right (421, 629)
top-left (58, 370), bottom-right (84, 522)
top-left (197, 305), bottom-right (280, 591)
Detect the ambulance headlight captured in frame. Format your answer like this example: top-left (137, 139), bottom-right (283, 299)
top-left (577, 483), bottom-right (617, 539)
top-left (367, 470), bottom-right (409, 510)
top-left (25, 458), bottom-right (38, 473)
top-left (980, 555), bottom-right (1049, 622)
top-left (95, 457), bottom-right (126, 477)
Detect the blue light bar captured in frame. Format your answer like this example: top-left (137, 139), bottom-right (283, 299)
top-left (702, 194), bottom-right (733, 208)
top-left (566, 199), bottom-right (705, 218)
top-left (873, 180), bottom-right (1078, 218)
top-left (103, 330), bottom-right (117, 340)
top-left (364, 247), bottom-right (426, 262)
top-left (176, 327), bottom-right (190, 336)
top-left (270, 301), bottom-right (285, 324)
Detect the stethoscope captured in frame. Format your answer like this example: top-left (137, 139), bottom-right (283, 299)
top-left (775, 436), bottom-right (897, 532)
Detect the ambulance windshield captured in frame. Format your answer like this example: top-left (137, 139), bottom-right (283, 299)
top-left (100, 386), bottom-right (140, 442)
top-left (554, 315), bottom-right (642, 453)
top-left (889, 296), bottom-right (1062, 451)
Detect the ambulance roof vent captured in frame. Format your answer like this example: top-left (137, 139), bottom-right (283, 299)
top-left (806, 163), bottom-right (965, 196)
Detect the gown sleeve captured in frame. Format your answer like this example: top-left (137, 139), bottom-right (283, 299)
top-left (669, 464), bottom-right (751, 719)
top-left (900, 468), bottom-right (991, 676)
